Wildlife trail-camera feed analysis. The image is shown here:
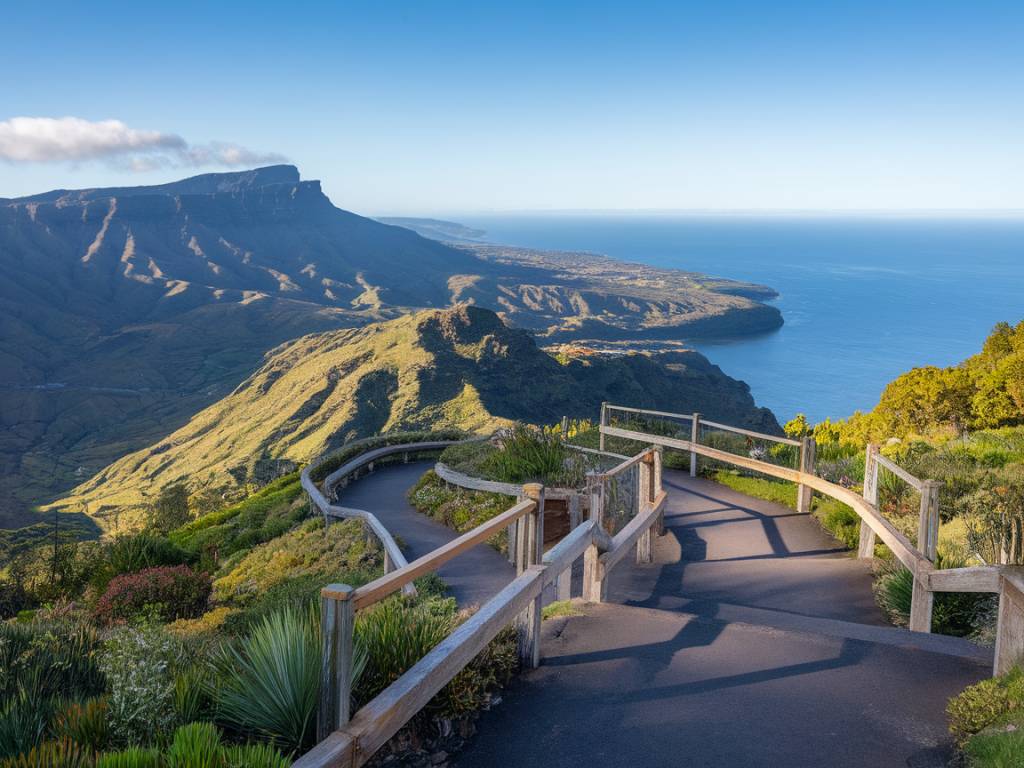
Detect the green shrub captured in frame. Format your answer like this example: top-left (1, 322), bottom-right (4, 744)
top-left (220, 742), bottom-right (291, 768)
top-left (165, 722), bottom-right (221, 768)
top-left (948, 667), bottom-right (1024, 742)
top-left (407, 471), bottom-right (511, 550)
top-left (93, 565), bottom-right (211, 625)
top-left (99, 624), bottom-right (188, 747)
top-left (212, 519), bottom-right (378, 607)
top-left (94, 534), bottom-right (192, 592)
top-left (94, 747), bottom-right (162, 768)
top-left (0, 620), bottom-right (104, 703)
top-left (212, 603), bottom-right (337, 753)
top-left (51, 697), bottom-right (109, 752)
top-left (0, 688), bottom-right (54, 760)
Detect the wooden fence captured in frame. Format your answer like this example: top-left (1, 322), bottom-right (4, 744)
top-left (598, 403), bottom-right (1024, 673)
top-left (296, 445), bottom-right (666, 767)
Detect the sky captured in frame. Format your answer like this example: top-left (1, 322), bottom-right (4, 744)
top-left (1, 1), bottom-right (1022, 214)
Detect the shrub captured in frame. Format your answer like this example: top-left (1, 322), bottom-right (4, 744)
top-left (948, 667), bottom-right (1024, 742)
top-left (0, 688), bottom-right (54, 760)
top-left (166, 607), bottom-right (238, 641)
top-left (99, 623), bottom-right (188, 747)
top-left (92, 535), bottom-right (192, 594)
top-left (407, 471), bottom-right (511, 550)
top-left (0, 619), bottom-right (104, 703)
top-left (93, 565), bottom-right (211, 625)
top-left (211, 518), bottom-right (378, 607)
top-left (212, 603), bottom-right (337, 753)
top-left (165, 722), bottom-right (221, 768)
top-left (94, 747), bottom-right (162, 768)
top-left (51, 697), bottom-right (109, 752)
top-left (0, 738), bottom-right (91, 768)
top-left (220, 742), bottom-right (291, 768)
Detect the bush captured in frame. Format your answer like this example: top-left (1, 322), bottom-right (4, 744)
top-left (0, 739), bottom-right (91, 768)
top-left (51, 697), bottom-right (109, 752)
top-left (93, 566), bottom-right (211, 625)
top-left (407, 471), bottom-right (511, 550)
top-left (212, 603), bottom-right (336, 753)
top-left (92, 535), bottom-right (192, 594)
top-left (99, 624), bottom-right (188, 747)
top-left (0, 619), bottom-right (104, 704)
top-left (962, 712), bottom-right (1024, 768)
top-left (948, 667), bottom-right (1024, 742)
top-left (211, 519), bottom-right (378, 608)
top-left (94, 747), bottom-right (162, 768)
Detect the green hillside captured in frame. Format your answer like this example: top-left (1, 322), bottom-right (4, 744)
top-left (49, 305), bottom-right (777, 531)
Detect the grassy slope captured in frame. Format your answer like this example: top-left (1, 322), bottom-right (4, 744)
top-left (50, 306), bottom-right (778, 532)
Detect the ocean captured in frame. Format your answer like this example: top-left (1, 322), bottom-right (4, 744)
top-left (454, 214), bottom-right (1024, 424)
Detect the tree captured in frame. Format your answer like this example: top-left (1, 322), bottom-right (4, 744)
top-left (147, 483), bottom-right (191, 534)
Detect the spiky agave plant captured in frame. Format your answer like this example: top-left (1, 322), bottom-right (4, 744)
top-left (212, 603), bottom-right (361, 753)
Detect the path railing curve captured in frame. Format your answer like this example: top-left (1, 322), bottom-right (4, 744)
top-left (296, 445), bottom-right (666, 768)
top-left (597, 402), bottom-right (1024, 674)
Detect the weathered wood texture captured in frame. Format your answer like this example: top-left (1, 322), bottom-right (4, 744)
top-left (433, 462), bottom-right (581, 501)
top-left (858, 444), bottom-right (880, 559)
top-left (996, 572), bottom-right (1024, 675)
top-left (796, 436), bottom-right (816, 514)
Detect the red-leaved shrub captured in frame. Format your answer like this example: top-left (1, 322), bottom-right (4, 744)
top-left (93, 565), bottom-right (211, 625)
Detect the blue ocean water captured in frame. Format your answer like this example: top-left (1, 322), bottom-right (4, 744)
top-left (455, 214), bottom-right (1024, 423)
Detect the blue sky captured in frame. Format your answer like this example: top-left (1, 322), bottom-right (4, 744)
top-left (2, 1), bottom-right (1022, 213)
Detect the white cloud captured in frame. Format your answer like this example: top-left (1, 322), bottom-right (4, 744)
top-left (0, 116), bottom-right (286, 170)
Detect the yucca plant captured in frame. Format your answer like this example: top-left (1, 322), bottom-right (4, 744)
top-left (172, 668), bottom-right (210, 728)
top-left (94, 747), bottom-right (163, 768)
top-left (165, 722), bottom-right (221, 768)
top-left (212, 603), bottom-right (344, 752)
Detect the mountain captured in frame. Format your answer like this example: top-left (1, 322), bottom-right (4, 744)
top-left (49, 306), bottom-right (778, 531)
top-left (1, 166), bottom-right (780, 527)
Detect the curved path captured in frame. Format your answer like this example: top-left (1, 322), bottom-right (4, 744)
top-left (339, 463), bottom-right (991, 767)
top-left (335, 460), bottom-right (515, 608)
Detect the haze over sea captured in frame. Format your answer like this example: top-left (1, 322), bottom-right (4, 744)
top-left (454, 214), bottom-right (1024, 424)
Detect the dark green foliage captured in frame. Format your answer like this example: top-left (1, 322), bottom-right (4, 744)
top-left (0, 738), bottom-right (91, 768)
top-left (0, 620), bottom-right (105, 705)
top-left (93, 566), bottom-right (211, 625)
top-left (147, 484), bottom-right (192, 535)
top-left (94, 747), bottom-right (163, 768)
top-left (165, 722), bottom-right (221, 768)
top-left (90, 535), bottom-right (193, 595)
top-left (51, 698), bottom-right (109, 752)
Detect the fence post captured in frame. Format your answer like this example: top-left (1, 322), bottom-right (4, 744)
top-left (909, 567), bottom-right (934, 633)
top-left (994, 573), bottom-right (1024, 675)
top-left (653, 446), bottom-right (665, 535)
top-left (518, 484), bottom-right (544, 667)
top-left (636, 453), bottom-right (654, 564)
top-left (318, 584), bottom-right (355, 742)
top-left (858, 443), bottom-right (880, 559)
top-left (561, 415), bottom-right (569, 441)
top-left (584, 473), bottom-right (606, 602)
top-left (558, 495), bottom-right (582, 600)
top-left (690, 413), bottom-right (701, 477)
top-left (918, 480), bottom-right (941, 562)
top-left (509, 491), bottom-right (524, 568)
top-left (796, 437), bottom-right (816, 514)
top-left (599, 402), bottom-right (608, 452)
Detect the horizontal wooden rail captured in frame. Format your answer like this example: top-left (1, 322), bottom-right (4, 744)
top-left (563, 443), bottom-right (631, 461)
top-left (874, 454), bottom-right (926, 492)
top-left (350, 500), bottom-right (535, 611)
top-left (599, 491), bottom-right (667, 574)
top-left (928, 566), bottom-right (1003, 593)
top-left (697, 418), bottom-right (802, 447)
top-left (606, 404), bottom-right (695, 421)
top-left (433, 462), bottom-right (580, 501)
top-left (590, 447), bottom-right (654, 480)
top-left (600, 424), bottom-right (926, 572)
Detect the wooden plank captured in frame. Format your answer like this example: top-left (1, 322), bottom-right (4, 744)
top-left (351, 500), bottom-right (535, 611)
top-left (605, 405), bottom-right (695, 422)
top-left (292, 731), bottom-right (354, 768)
top-left (698, 418), bottom-right (802, 447)
top-left (875, 454), bottom-right (925, 492)
top-left (858, 444), bottom-right (880, 559)
top-left (690, 413), bottom-right (700, 478)
top-left (542, 520), bottom-right (599, 585)
top-left (599, 492), bottom-right (667, 573)
top-left (928, 566), bottom-right (1002, 593)
top-left (321, 440), bottom-right (472, 495)
top-left (995, 572), bottom-right (1024, 675)
top-left (796, 437), bottom-right (816, 514)
top-left (433, 462), bottom-right (578, 500)
top-left (591, 449), bottom-right (651, 480)
top-left (345, 569), bottom-right (545, 764)
top-left (909, 576), bottom-right (934, 633)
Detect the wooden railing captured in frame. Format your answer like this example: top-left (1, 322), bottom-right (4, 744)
top-left (598, 404), bottom-right (1024, 674)
top-left (296, 447), bottom-right (666, 767)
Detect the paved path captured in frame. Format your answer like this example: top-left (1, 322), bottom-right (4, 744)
top-left (456, 470), bottom-right (991, 768)
top-left (335, 460), bottom-right (515, 608)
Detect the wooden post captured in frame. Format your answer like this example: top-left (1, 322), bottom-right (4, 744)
top-left (690, 413), bottom-right (701, 477)
top-left (918, 480), bottom-right (941, 562)
top-left (583, 473), bottom-right (606, 602)
top-left (908, 570), bottom-right (934, 633)
top-left (653, 446), bottom-right (665, 535)
top-left (858, 444), bottom-right (880, 559)
top-left (636, 453), bottom-right (654, 564)
top-left (508, 492), bottom-right (523, 567)
top-left (560, 416), bottom-right (569, 441)
top-left (599, 402), bottom-right (608, 452)
top-left (995, 573), bottom-right (1024, 675)
top-left (796, 437), bottom-right (816, 514)
top-left (558, 495), bottom-right (582, 600)
top-left (383, 550), bottom-right (394, 574)
top-left (318, 584), bottom-right (355, 741)
top-left (518, 485), bottom-right (544, 666)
